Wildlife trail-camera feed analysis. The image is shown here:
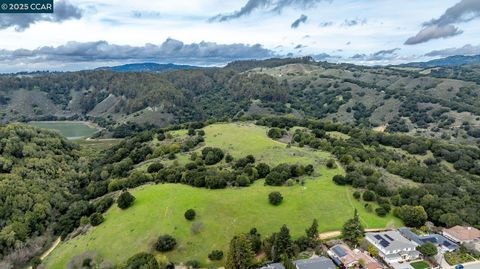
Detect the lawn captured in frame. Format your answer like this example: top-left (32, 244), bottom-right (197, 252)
top-left (411, 261), bottom-right (430, 269)
top-left (43, 123), bottom-right (401, 268)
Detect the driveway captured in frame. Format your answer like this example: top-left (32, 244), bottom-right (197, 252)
top-left (390, 262), bottom-right (414, 269)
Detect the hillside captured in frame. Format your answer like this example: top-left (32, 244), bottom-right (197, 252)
top-left (42, 123), bottom-right (400, 268)
top-left (401, 55), bottom-right (480, 68)
top-left (95, 62), bottom-right (198, 72)
top-left (1, 58), bottom-right (480, 144)
top-left (3, 116), bottom-right (480, 268)
top-left (0, 125), bottom-right (86, 268)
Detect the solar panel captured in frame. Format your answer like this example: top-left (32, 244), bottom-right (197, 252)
top-left (374, 235), bottom-right (383, 240)
top-left (380, 240), bottom-right (390, 247)
top-left (443, 241), bottom-right (452, 247)
top-left (384, 234), bottom-right (394, 241)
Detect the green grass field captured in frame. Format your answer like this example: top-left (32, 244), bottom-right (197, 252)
top-left (43, 123), bottom-right (401, 268)
top-left (27, 121), bottom-right (98, 139)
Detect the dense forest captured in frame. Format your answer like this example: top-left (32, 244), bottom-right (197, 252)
top-left (2, 58), bottom-right (480, 144)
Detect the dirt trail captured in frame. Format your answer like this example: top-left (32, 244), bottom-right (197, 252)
top-left (26, 237), bottom-right (61, 269)
top-left (318, 228), bottom-right (390, 240)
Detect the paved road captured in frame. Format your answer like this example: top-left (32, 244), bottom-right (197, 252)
top-left (462, 262), bottom-right (480, 269)
top-left (446, 261), bottom-right (480, 269)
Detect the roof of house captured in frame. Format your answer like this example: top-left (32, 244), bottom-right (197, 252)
top-left (294, 257), bottom-right (336, 269)
top-left (329, 244), bottom-right (384, 269)
top-left (398, 227), bottom-right (459, 251)
top-left (263, 263), bottom-right (285, 269)
top-left (365, 231), bottom-right (416, 252)
top-left (444, 226), bottom-right (480, 242)
top-left (330, 244), bottom-right (357, 265)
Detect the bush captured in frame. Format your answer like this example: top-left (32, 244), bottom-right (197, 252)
top-left (375, 207), bottom-right (387, 217)
top-left (417, 242), bottom-right (438, 257)
top-left (256, 163), bottom-right (271, 178)
top-left (326, 159), bottom-right (336, 169)
top-left (362, 191), bottom-right (376, 202)
top-left (94, 196), bottom-right (114, 213)
top-left (184, 209), bottom-right (196, 221)
top-left (269, 192), bottom-right (283, 206)
top-left (208, 250), bottom-right (224, 261)
top-left (125, 252), bottom-right (159, 269)
top-left (155, 235), bottom-right (177, 252)
top-left (147, 162), bottom-right (164, 173)
top-left (186, 260), bottom-right (200, 268)
top-left (268, 128), bottom-right (284, 139)
top-left (117, 191), bottom-right (135, 209)
top-left (89, 213), bottom-right (104, 226)
top-left (201, 147), bottom-right (224, 165)
top-left (353, 191), bottom-right (361, 200)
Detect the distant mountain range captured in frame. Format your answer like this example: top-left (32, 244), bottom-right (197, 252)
top-left (401, 55), bottom-right (480, 68)
top-left (95, 62), bottom-right (199, 72)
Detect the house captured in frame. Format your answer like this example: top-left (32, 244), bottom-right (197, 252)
top-left (294, 257), bottom-right (336, 269)
top-left (262, 257), bottom-right (335, 269)
top-left (262, 263), bottom-right (285, 269)
top-left (329, 244), bottom-right (384, 269)
top-left (443, 226), bottom-right (480, 244)
top-left (365, 231), bottom-right (420, 265)
top-left (398, 227), bottom-right (459, 253)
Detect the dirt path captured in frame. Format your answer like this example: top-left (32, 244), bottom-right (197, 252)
top-left (318, 228), bottom-right (390, 240)
top-left (25, 237), bottom-right (61, 269)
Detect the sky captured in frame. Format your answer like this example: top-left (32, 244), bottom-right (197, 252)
top-left (1, 0), bottom-right (480, 72)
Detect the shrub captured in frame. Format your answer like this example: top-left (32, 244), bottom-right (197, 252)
top-left (155, 235), bottom-right (177, 252)
top-left (362, 191), bottom-right (376, 202)
top-left (417, 242), bottom-right (438, 257)
top-left (89, 213), bottom-right (104, 226)
top-left (375, 207), bottom-right (387, 217)
top-left (186, 260), bottom-right (200, 268)
top-left (256, 163), bottom-right (271, 178)
top-left (147, 162), bottom-right (164, 173)
top-left (94, 196), bottom-right (114, 213)
top-left (269, 192), bottom-right (283, 206)
top-left (268, 128), bottom-right (284, 139)
top-left (201, 147), bottom-right (224, 165)
top-left (208, 250), bottom-right (224, 261)
top-left (125, 252), bottom-right (159, 269)
top-left (184, 209), bottom-right (196, 221)
top-left (353, 191), bottom-right (361, 200)
top-left (326, 159), bottom-right (337, 169)
top-left (117, 191), bottom-right (135, 209)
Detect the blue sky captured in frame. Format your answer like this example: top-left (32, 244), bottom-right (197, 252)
top-left (0, 0), bottom-right (480, 72)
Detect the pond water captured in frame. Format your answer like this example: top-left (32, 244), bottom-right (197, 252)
top-left (27, 121), bottom-right (98, 140)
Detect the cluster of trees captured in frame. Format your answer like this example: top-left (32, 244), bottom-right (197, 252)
top-left (265, 163), bottom-right (314, 186)
top-left (258, 116), bottom-right (480, 227)
top-left (0, 125), bottom-right (88, 267)
top-left (225, 220), bottom-right (321, 269)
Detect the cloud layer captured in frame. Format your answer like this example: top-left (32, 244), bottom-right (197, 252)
top-left (0, 38), bottom-right (274, 66)
top-left (291, 14), bottom-right (308, 28)
top-left (210, 0), bottom-right (330, 22)
top-left (405, 0), bottom-right (480, 45)
top-left (0, 0), bottom-right (82, 31)
top-left (425, 44), bottom-right (480, 57)
top-left (351, 48), bottom-right (401, 61)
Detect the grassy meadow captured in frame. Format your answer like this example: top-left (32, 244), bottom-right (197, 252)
top-left (43, 123), bottom-right (401, 268)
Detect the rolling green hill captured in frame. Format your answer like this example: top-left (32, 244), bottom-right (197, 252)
top-left (42, 123), bottom-right (401, 268)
